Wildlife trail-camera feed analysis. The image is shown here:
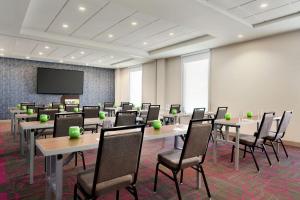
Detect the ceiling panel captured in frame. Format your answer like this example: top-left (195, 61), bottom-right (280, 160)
top-left (14, 39), bottom-right (37, 55)
top-left (46, 45), bottom-right (76, 59)
top-left (94, 12), bottom-right (158, 42)
top-left (47, 0), bottom-right (108, 35)
top-left (72, 2), bottom-right (135, 39)
top-left (22, 0), bottom-right (68, 31)
top-left (208, 0), bottom-right (254, 10)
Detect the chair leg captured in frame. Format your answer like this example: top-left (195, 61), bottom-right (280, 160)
top-left (116, 190), bottom-right (119, 200)
top-left (180, 169), bottom-right (183, 184)
top-left (262, 144), bottom-right (272, 166)
top-left (153, 163), bottom-right (159, 192)
top-left (243, 145), bottom-right (247, 159)
top-left (200, 165), bottom-right (211, 198)
top-left (132, 185), bottom-right (139, 200)
top-left (172, 171), bottom-right (182, 200)
top-left (75, 152), bottom-right (78, 167)
top-left (270, 141), bottom-right (280, 162)
top-left (230, 145), bottom-right (235, 163)
top-left (279, 139), bottom-right (289, 158)
top-left (74, 183), bottom-right (78, 200)
top-left (79, 152), bottom-right (86, 170)
top-left (250, 147), bottom-right (259, 172)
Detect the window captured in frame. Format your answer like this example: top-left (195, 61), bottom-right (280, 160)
top-left (129, 66), bottom-right (142, 107)
top-left (182, 52), bottom-right (210, 113)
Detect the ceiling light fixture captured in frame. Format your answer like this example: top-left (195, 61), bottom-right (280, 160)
top-left (78, 6), bottom-right (86, 12)
top-left (110, 56), bottom-right (114, 59)
top-left (260, 3), bottom-right (268, 8)
top-left (108, 34), bottom-right (114, 38)
top-left (26, 56), bottom-right (30, 59)
top-left (0, 53), bottom-right (4, 56)
top-left (143, 42), bottom-right (148, 45)
top-left (169, 32), bottom-right (175, 36)
top-left (131, 22), bottom-right (138, 26)
top-left (71, 56), bottom-right (75, 59)
top-left (98, 60), bottom-right (102, 63)
top-left (0, 48), bottom-right (4, 51)
top-left (38, 52), bottom-right (43, 55)
top-left (238, 34), bottom-right (244, 38)
top-left (86, 63), bottom-right (89, 66)
top-left (80, 51), bottom-right (85, 55)
top-left (44, 46), bottom-right (49, 49)
top-left (59, 60), bottom-right (63, 63)
top-left (62, 23), bottom-right (69, 28)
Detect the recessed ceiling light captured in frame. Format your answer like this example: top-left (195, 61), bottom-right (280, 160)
top-left (38, 52), bottom-right (43, 55)
top-left (62, 24), bottom-right (69, 28)
top-left (260, 3), bottom-right (268, 8)
top-left (238, 34), bottom-right (244, 39)
top-left (80, 51), bottom-right (85, 55)
top-left (98, 60), bottom-right (102, 63)
top-left (86, 63), bottom-right (89, 66)
top-left (110, 56), bottom-right (114, 59)
top-left (78, 6), bottom-right (86, 12)
top-left (44, 46), bottom-right (49, 49)
top-left (169, 32), bottom-right (175, 36)
top-left (26, 56), bottom-right (30, 59)
top-left (143, 42), bottom-right (148, 45)
top-left (0, 53), bottom-right (4, 56)
top-left (131, 22), bottom-right (138, 26)
top-left (71, 56), bottom-right (75, 59)
top-left (59, 60), bottom-right (63, 63)
top-left (0, 48), bottom-right (4, 51)
top-left (108, 34), bottom-right (114, 38)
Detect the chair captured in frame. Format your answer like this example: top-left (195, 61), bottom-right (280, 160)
top-left (230, 112), bottom-right (275, 172)
top-left (192, 108), bottom-right (206, 120)
top-left (154, 119), bottom-right (213, 199)
top-left (115, 111), bottom-right (137, 127)
top-left (52, 102), bottom-right (61, 109)
top-left (83, 106), bottom-right (100, 133)
top-left (21, 102), bottom-right (35, 110)
top-left (120, 102), bottom-right (130, 107)
top-left (65, 104), bottom-right (80, 112)
top-left (74, 124), bottom-right (145, 200)
top-left (104, 102), bottom-right (115, 116)
top-left (54, 113), bottom-right (86, 170)
top-left (264, 111), bottom-right (292, 161)
top-left (145, 105), bottom-right (160, 125)
top-left (122, 103), bottom-right (133, 112)
top-left (36, 108), bottom-right (59, 137)
top-left (141, 103), bottom-right (151, 110)
top-left (169, 104), bottom-right (181, 114)
top-left (214, 107), bottom-right (228, 139)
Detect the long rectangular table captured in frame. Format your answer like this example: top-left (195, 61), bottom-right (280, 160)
top-left (36, 124), bottom-right (188, 200)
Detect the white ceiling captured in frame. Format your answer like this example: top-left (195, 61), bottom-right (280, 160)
top-left (0, 0), bottom-right (299, 68)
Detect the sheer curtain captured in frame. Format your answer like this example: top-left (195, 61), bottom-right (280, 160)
top-left (129, 66), bottom-right (142, 107)
top-left (182, 52), bottom-right (210, 113)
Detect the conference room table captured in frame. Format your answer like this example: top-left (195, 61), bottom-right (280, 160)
top-left (213, 116), bottom-right (281, 170)
top-left (9, 108), bottom-right (27, 140)
top-left (36, 124), bottom-right (189, 200)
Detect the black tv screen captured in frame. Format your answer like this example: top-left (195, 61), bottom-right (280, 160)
top-left (37, 68), bottom-right (84, 94)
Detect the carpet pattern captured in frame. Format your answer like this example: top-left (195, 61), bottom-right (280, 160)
top-left (0, 121), bottom-right (300, 200)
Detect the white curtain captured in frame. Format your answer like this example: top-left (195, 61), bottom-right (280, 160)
top-left (129, 66), bottom-right (142, 107)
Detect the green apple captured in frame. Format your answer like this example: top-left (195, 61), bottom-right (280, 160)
top-left (99, 111), bottom-right (106, 120)
top-left (171, 109), bottom-right (177, 115)
top-left (225, 113), bottom-right (231, 120)
top-left (69, 126), bottom-right (83, 139)
top-left (247, 112), bottom-right (253, 119)
top-left (152, 120), bottom-right (162, 129)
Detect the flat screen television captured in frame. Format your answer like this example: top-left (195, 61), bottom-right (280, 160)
top-left (37, 68), bottom-right (84, 94)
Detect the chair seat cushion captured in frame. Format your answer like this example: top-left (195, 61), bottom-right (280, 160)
top-left (78, 169), bottom-right (133, 196)
top-left (233, 134), bottom-right (263, 146)
top-left (158, 149), bottom-right (201, 170)
top-left (84, 125), bottom-right (98, 131)
top-left (265, 131), bottom-right (283, 141)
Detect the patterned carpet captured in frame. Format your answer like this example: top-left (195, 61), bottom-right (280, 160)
top-left (0, 121), bottom-right (300, 200)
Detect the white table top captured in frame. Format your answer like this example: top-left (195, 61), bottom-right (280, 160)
top-left (36, 124), bottom-right (188, 156)
top-left (215, 116), bottom-right (281, 127)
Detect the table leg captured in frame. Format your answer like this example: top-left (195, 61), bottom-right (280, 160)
top-left (55, 154), bottom-right (63, 200)
top-left (46, 155), bottom-right (63, 200)
top-left (20, 128), bottom-right (25, 155)
top-left (235, 127), bottom-right (240, 170)
top-left (276, 119), bottom-right (280, 154)
top-left (29, 130), bottom-right (34, 184)
top-left (13, 114), bottom-right (17, 141)
top-left (196, 168), bottom-right (201, 189)
top-left (213, 126), bottom-right (217, 164)
top-left (225, 126), bottom-right (229, 141)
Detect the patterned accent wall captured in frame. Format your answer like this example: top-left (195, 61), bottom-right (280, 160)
top-left (0, 57), bottom-right (115, 119)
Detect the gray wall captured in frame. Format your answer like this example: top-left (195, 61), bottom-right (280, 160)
top-left (0, 57), bottom-right (115, 119)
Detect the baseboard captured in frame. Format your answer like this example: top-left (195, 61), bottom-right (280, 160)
top-left (283, 140), bottom-right (300, 148)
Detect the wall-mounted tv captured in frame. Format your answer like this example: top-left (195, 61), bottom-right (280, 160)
top-left (37, 68), bottom-right (84, 94)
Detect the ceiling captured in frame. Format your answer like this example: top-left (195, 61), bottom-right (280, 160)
top-left (0, 0), bottom-right (299, 68)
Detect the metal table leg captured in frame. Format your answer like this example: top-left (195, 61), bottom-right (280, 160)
top-left (29, 130), bottom-right (34, 184)
top-left (45, 155), bottom-right (63, 200)
top-left (235, 127), bottom-right (240, 170)
top-left (276, 119), bottom-right (280, 153)
top-left (20, 127), bottom-right (25, 155)
top-left (213, 126), bottom-right (217, 163)
top-left (196, 168), bottom-right (202, 189)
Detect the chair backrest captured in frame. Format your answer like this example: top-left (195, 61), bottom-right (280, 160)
top-left (256, 112), bottom-right (275, 141)
top-left (122, 103), bottom-right (133, 111)
top-left (38, 108), bottom-right (59, 121)
top-left (104, 102), bottom-right (114, 109)
top-left (28, 105), bottom-right (44, 113)
top-left (53, 113), bottom-right (84, 137)
top-left (65, 104), bottom-right (80, 112)
top-left (92, 125), bottom-right (145, 196)
top-left (146, 105), bottom-right (160, 123)
top-left (115, 111), bottom-right (137, 127)
top-left (169, 104), bottom-right (181, 114)
top-left (215, 107), bottom-right (228, 120)
top-left (276, 111), bottom-right (293, 139)
top-left (179, 119), bottom-right (213, 169)
top-left (120, 102), bottom-right (130, 107)
top-left (52, 102), bottom-right (61, 109)
top-left (192, 108), bottom-right (206, 120)
top-left (141, 103), bottom-right (151, 110)
top-left (21, 102), bottom-right (35, 109)
top-left (83, 106), bottom-right (100, 118)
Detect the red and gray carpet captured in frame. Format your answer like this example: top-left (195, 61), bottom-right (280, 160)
top-left (0, 122), bottom-right (300, 200)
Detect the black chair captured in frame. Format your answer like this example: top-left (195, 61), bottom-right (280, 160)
top-left (83, 106), bottom-right (100, 133)
top-left (169, 104), bottom-right (181, 114)
top-left (120, 102), bottom-right (130, 107)
top-left (54, 113), bottom-right (86, 170)
top-left (141, 103), bottom-right (151, 110)
top-left (65, 104), bottom-right (80, 112)
top-left (214, 107), bottom-right (228, 139)
top-left (264, 111), bottom-right (292, 161)
top-left (115, 111), bottom-right (137, 127)
top-left (52, 102), bottom-right (61, 109)
top-left (104, 102), bottom-right (115, 116)
top-left (192, 108), bottom-right (206, 120)
top-left (230, 112), bottom-right (275, 172)
top-left (74, 124), bottom-right (145, 200)
top-left (154, 119), bottom-right (213, 199)
top-left (145, 105), bottom-right (160, 125)
top-left (122, 103), bottom-right (133, 112)
top-left (20, 102), bottom-right (35, 110)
